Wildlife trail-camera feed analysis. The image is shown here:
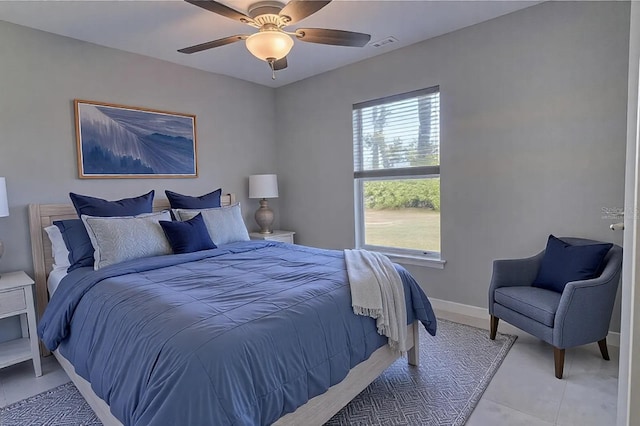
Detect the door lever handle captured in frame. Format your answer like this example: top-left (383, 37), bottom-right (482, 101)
top-left (610, 222), bottom-right (624, 231)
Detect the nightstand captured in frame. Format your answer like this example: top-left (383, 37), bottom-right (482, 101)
top-left (0, 271), bottom-right (41, 377)
top-left (249, 230), bottom-right (296, 244)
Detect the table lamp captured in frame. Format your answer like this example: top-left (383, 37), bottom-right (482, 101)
top-left (249, 174), bottom-right (279, 234)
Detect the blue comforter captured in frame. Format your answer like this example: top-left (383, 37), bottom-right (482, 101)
top-left (38, 241), bottom-right (436, 426)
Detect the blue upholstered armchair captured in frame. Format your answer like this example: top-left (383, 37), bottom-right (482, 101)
top-left (488, 237), bottom-right (623, 379)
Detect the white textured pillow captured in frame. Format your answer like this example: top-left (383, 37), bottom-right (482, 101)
top-left (82, 211), bottom-right (172, 270)
top-left (44, 225), bottom-right (71, 270)
top-left (175, 203), bottom-right (249, 246)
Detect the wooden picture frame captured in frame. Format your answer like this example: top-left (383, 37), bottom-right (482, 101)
top-left (74, 100), bottom-right (197, 179)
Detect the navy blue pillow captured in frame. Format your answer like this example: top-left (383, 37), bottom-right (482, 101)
top-left (70, 190), bottom-right (154, 217)
top-left (532, 235), bottom-right (613, 293)
top-left (165, 188), bottom-right (222, 209)
top-left (160, 213), bottom-right (217, 254)
top-left (54, 219), bottom-right (94, 272)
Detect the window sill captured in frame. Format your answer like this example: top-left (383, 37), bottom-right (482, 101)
top-left (379, 252), bottom-right (446, 269)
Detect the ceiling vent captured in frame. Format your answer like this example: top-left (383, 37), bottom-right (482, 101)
top-left (371, 36), bottom-right (398, 48)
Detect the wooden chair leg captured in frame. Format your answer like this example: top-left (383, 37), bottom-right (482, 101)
top-left (554, 347), bottom-right (565, 379)
top-left (598, 338), bottom-right (610, 361)
top-left (490, 315), bottom-right (499, 340)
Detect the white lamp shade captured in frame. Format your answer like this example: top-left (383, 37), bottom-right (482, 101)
top-left (246, 31), bottom-right (293, 61)
top-left (249, 174), bottom-right (279, 199)
top-left (0, 177), bottom-right (8, 217)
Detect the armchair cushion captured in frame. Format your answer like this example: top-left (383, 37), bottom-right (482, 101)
top-left (532, 235), bottom-right (612, 293)
top-left (494, 287), bottom-right (561, 327)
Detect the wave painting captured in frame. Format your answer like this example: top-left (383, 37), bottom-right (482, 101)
top-left (76, 101), bottom-right (196, 177)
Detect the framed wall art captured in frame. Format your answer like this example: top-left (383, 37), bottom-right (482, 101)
top-left (74, 100), bottom-right (197, 178)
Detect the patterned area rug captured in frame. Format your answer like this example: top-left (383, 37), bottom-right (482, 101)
top-left (0, 381), bottom-right (100, 426)
top-left (0, 319), bottom-right (515, 426)
top-left (326, 319), bottom-right (516, 425)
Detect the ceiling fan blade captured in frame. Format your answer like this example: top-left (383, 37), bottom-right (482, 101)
top-left (295, 28), bottom-right (371, 47)
top-left (185, 0), bottom-right (254, 25)
top-left (273, 56), bottom-right (288, 71)
top-left (178, 35), bottom-right (248, 54)
top-left (279, 0), bottom-right (332, 25)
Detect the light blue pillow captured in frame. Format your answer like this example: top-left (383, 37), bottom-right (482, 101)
top-left (175, 203), bottom-right (249, 246)
top-left (82, 211), bottom-right (172, 269)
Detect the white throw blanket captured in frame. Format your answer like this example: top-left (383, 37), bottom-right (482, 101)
top-left (344, 249), bottom-right (408, 352)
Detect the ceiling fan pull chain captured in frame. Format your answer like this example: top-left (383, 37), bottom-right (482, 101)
top-left (269, 59), bottom-right (276, 80)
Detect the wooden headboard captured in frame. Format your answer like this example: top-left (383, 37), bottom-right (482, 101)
top-left (28, 194), bottom-right (236, 355)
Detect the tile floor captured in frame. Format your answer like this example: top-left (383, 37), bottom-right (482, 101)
top-left (0, 355), bottom-right (69, 408)
top-left (440, 310), bottom-right (620, 426)
top-left (0, 311), bottom-right (619, 425)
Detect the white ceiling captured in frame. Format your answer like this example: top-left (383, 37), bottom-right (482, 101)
top-left (0, 1), bottom-right (539, 88)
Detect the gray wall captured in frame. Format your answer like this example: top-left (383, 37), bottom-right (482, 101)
top-left (0, 21), bottom-right (277, 339)
top-left (0, 2), bottom-right (631, 342)
top-left (275, 2), bottom-right (630, 330)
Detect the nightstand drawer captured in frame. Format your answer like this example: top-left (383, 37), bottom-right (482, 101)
top-left (267, 234), bottom-right (294, 243)
top-left (0, 289), bottom-right (26, 315)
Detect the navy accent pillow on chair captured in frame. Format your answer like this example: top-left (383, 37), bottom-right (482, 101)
top-left (160, 213), bottom-right (217, 254)
top-left (70, 190), bottom-right (154, 217)
top-left (165, 189), bottom-right (222, 209)
top-left (54, 219), bottom-right (95, 272)
top-left (532, 235), bottom-right (613, 293)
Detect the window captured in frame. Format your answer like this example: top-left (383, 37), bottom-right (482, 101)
top-left (353, 86), bottom-right (440, 258)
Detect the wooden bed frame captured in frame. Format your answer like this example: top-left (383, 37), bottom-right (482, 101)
top-left (28, 196), bottom-right (420, 426)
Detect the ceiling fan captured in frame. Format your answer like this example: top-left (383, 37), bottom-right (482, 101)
top-left (179, 0), bottom-right (371, 79)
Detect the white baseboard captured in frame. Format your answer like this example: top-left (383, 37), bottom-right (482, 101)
top-left (430, 297), bottom-right (621, 347)
top-left (430, 298), bottom-right (488, 320)
top-left (607, 331), bottom-right (621, 348)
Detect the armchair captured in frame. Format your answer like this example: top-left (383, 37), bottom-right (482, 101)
top-left (488, 237), bottom-right (623, 379)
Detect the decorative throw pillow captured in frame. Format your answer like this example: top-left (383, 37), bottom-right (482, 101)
top-left (54, 219), bottom-right (95, 272)
top-left (165, 188), bottom-right (222, 209)
top-left (532, 235), bottom-right (613, 293)
top-left (82, 211), bottom-right (172, 270)
top-left (70, 190), bottom-right (154, 217)
top-left (160, 213), bottom-right (217, 254)
top-left (175, 203), bottom-right (250, 246)
top-left (44, 225), bottom-right (71, 270)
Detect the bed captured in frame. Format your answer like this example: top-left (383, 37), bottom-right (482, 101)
top-left (29, 195), bottom-right (437, 426)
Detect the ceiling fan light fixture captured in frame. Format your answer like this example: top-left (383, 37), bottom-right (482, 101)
top-left (246, 30), bottom-right (293, 62)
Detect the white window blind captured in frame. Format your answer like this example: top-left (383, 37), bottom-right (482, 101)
top-left (353, 86), bottom-right (440, 179)
top-left (353, 86), bottom-right (441, 256)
